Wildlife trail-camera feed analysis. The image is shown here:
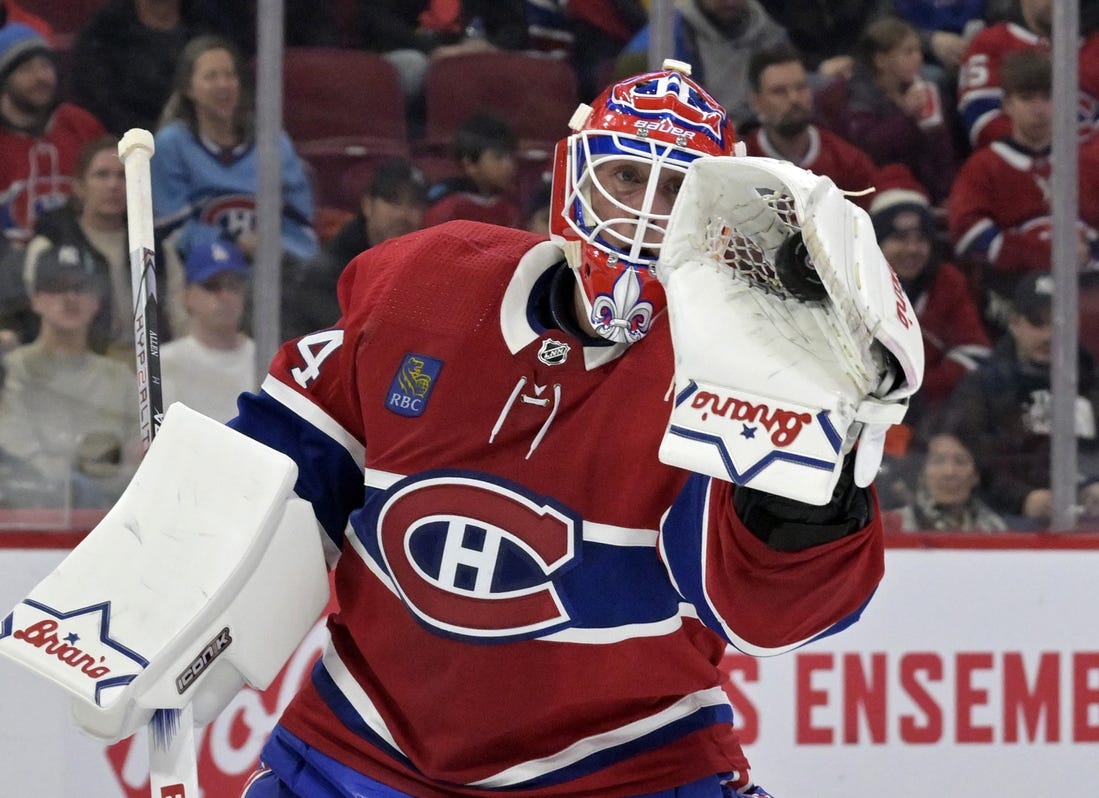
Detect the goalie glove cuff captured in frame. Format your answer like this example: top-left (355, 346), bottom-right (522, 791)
top-left (733, 454), bottom-right (871, 552)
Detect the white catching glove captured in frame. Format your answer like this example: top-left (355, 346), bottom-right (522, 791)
top-left (655, 156), bottom-right (924, 505)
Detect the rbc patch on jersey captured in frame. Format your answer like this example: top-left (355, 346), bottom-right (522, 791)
top-left (386, 354), bottom-right (443, 417)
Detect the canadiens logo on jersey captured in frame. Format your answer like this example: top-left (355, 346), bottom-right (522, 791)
top-left (386, 354), bottom-right (443, 417)
top-left (198, 193), bottom-right (257, 240)
top-left (373, 472), bottom-right (582, 640)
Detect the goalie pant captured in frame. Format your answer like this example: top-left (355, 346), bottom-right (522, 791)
top-left (228, 220), bottom-right (886, 798)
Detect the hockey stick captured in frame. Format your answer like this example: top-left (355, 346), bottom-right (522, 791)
top-left (119, 129), bottom-right (199, 798)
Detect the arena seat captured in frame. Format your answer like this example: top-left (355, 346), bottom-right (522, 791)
top-left (283, 47), bottom-right (410, 209)
top-left (420, 51), bottom-right (577, 163)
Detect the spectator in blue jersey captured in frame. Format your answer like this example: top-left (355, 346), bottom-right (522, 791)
top-left (151, 34), bottom-right (318, 337)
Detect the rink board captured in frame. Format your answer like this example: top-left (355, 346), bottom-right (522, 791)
top-left (1, 532), bottom-right (1097, 797)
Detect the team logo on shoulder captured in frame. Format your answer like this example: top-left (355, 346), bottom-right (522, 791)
top-left (537, 338), bottom-right (570, 366)
top-left (386, 354), bottom-right (443, 417)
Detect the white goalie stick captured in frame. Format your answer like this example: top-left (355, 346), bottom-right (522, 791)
top-left (655, 156), bottom-right (924, 505)
top-left (119, 129), bottom-right (198, 798)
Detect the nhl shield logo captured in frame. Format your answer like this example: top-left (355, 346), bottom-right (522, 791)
top-left (537, 339), bottom-right (569, 366)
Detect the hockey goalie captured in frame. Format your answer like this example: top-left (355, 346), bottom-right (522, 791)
top-left (0, 60), bottom-right (922, 798)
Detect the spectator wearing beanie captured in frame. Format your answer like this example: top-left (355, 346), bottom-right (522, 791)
top-left (871, 163), bottom-right (991, 432)
top-left (0, 23), bottom-right (107, 245)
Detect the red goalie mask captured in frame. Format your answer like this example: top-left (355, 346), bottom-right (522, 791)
top-left (549, 60), bottom-right (736, 343)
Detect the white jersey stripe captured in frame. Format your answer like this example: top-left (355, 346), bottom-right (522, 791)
top-left (322, 646), bottom-right (407, 756)
top-left (543, 603), bottom-right (701, 644)
top-left (468, 686), bottom-right (732, 788)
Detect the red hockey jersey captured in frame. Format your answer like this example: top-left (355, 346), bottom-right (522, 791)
top-left (0, 103), bottom-right (106, 244)
top-left (744, 125), bottom-right (879, 210)
top-left (230, 221), bottom-right (885, 797)
top-left (958, 23), bottom-right (1099, 148)
top-left (948, 139), bottom-right (1099, 273)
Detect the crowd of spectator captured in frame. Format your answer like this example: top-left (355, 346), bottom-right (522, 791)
top-left (0, 0), bottom-right (1097, 533)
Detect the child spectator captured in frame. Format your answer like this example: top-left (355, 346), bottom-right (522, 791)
top-left (423, 111), bottom-right (522, 229)
top-left (0, 244), bottom-right (138, 508)
top-left (816, 16), bottom-right (957, 204)
top-left (161, 240), bottom-right (255, 423)
top-left (282, 158), bottom-right (429, 340)
top-left (0, 24), bottom-right (107, 246)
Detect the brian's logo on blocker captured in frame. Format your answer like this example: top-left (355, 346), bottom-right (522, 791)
top-left (386, 354), bottom-right (443, 417)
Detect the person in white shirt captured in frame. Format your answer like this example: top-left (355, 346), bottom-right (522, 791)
top-left (160, 239), bottom-right (255, 423)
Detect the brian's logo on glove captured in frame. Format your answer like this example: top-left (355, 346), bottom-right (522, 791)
top-left (662, 380), bottom-right (845, 497)
top-left (689, 389), bottom-right (813, 448)
top-left (0, 599), bottom-right (148, 707)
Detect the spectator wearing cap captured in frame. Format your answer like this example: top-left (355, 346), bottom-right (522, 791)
top-left (0, 243), bottom-right (139, 508)
top-left (281, 158), bottom-right (429, 340)
top-left (0, 23), bottom-right (108, 246)
top-left (943, 271), bottom-right (1099, 528)
top-left (870, 163), bottom-right (990, 432)
top-left (160, 240), bottom-right (255, 424)
top-left (744, 45), bottom-right (879, 211)
top-left (17, 136), bottom-right (138, 362)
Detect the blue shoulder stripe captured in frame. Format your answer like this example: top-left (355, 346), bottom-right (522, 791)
top-left (229, 389), bottom-right (364, 549)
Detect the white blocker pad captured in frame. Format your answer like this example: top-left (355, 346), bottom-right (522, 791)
top-left (0, 403), bottom-right (329, 742)
top-left (656, 156), bottom-right (924, 505)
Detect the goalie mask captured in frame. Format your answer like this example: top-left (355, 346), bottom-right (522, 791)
top-left (549, 60), bottom-right (736, 343)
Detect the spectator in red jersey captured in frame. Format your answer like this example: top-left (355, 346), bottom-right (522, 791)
top-left (956, 0), bottom-right (1099, 148)
top-left (870, 164), bottom-right (990, 432)
top-left (0, 24), bottom-right (107, 246)
top-left (948, 49), bottom-right (1099, 332)
top-left (423, 111), bottom-right (522, 229)
top-left (744, 45), bottom-right (879, 209)
top-left (815, 16), bottom-right (957, 204)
